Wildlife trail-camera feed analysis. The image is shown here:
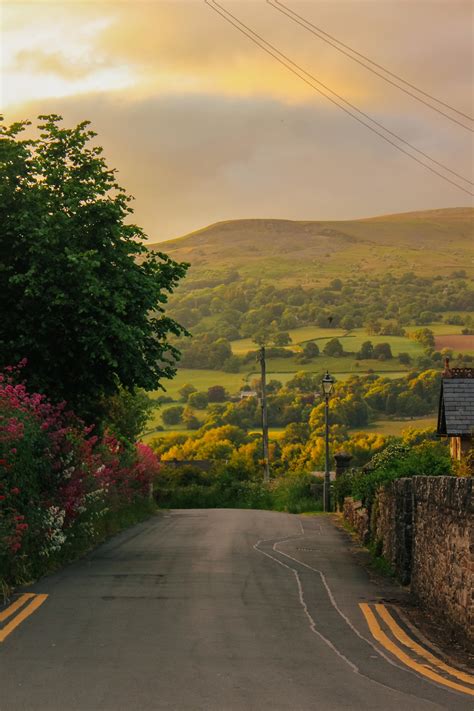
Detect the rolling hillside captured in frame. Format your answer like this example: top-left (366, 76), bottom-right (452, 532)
top-left (150, 207), bottom-right (474, 287)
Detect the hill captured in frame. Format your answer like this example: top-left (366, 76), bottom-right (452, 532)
top-left (150, 208), bottom-right (474, 287)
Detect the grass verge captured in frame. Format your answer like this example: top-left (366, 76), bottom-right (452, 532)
top-left (0, 498), bottom-right (158, 603)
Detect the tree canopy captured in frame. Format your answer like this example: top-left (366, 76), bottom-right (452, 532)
top-left (0, 115), bottom-right (188, 422)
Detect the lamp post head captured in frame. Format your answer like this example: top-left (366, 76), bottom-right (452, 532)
top-left (322, 371), bottom-right (335, 397)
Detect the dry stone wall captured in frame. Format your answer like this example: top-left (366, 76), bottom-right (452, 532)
top-left (343, 497), bottom-right (370, 544)
top-left (343, 476), bottom-right (473, 648)
top-left (410, 476), bottom-right (473, 646)
top-left (371, 478), bottom-right (413, 585)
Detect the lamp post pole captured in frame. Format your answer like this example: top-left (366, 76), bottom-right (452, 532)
top-left (322, 371), bottom-right (334, 512)
top-left (324, 392), bottom-right (330, 512)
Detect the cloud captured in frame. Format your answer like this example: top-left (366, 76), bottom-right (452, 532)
top-left (8, 89), bottom-right (471, 241)
top-left (3, 0), bottom-right (472, 238)
top-left (14, 49), bottom-right (105, 80)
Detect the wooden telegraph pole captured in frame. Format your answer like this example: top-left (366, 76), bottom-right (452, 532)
top-left (258, 346), bottom-right (270, 483)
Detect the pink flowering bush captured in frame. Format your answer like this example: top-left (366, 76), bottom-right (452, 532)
top-left (0, 364), bottom-right (160, 587)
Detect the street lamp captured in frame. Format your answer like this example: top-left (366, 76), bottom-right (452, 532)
top-left (322, 371), bottom-right (335, 512)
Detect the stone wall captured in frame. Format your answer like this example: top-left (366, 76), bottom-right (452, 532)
top-left (343, 497), bottom-right (370, 545)
top-left (410, 476), bottom-right (473, 646)
top-left (343, 476), bottom-right (473, 647)
top-left (372, 479), bottom-right (413, 585)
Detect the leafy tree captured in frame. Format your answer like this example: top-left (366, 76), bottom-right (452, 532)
top-left (178, 384), bottom-right (198, 402)
top-left (286, 371), bottom-right (321, 393)
top-left (373, 343), bottom-right (393, 360)
top-left (273, 331), bottom-right (292, 346)
top-left (302, 341), bottom-right (320, 358)
top-left (162, 405), bottom-right (184, 426)
top-left (323, 338), bottom-right (344, 357)
top-left (222, 355), bottom-right (241, 373)
top-left (188, 391), bottom-right (209, 409)
top-left (182, 407), bottom-right (200, 430)
top-left (0, 115), bottom-right (188, 423)
top-left (104, 387), bottom-right (156, 442)
top-left (398, 352), bottom-right (411, 365)
top-left (411, 328), bottom-right (435, 349)
top-left (207, 385), bottom-right (227, 403)
top-left (357, 341), bottom-right (374, 359)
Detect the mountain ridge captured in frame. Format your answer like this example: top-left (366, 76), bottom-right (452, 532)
top-left (149, 207), bottom-right (474, 286)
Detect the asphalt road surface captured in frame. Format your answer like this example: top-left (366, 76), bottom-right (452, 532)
top-left (0, 509), bottom-right (472, 711)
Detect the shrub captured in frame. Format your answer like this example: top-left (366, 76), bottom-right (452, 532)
top-left (350, 440), bottom-right (451, 508)
top-left (162, 405), bottom-right (184, 425)
top-left (188, 391), bottom-right (209, 409)
top-left (0, 365), bottom-right (160, 590)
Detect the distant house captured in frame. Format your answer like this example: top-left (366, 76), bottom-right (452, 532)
top-left (437, 359), bottom-right (474, 464)
top-left (239, 390), bottom-right (258, 400)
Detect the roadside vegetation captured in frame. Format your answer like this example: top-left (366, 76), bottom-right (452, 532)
top-left (0, 115), bottom-right (187, 595)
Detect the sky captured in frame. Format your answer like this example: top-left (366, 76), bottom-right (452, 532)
top-left (2, 0), bottom-right (473, 242)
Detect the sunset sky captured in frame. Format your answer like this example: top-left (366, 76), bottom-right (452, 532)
top-left (2, 0), bottom-right (473, 241)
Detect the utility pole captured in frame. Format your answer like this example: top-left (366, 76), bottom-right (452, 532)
top-left (258, 346), bottom-right (270, 483)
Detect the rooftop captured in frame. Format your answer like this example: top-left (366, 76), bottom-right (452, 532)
top-left (438, 361), bottom-right (474, 436)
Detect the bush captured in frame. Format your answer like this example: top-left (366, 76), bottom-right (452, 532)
top-left (0, 365), bottom-right (160, 591)
top-left (153, 463), bottom-right (323, 512)
top-left (323, 338), bottom-right (344, 357)
top-left (188, 391), bottom-right (209, 409)
top-left (350, 440), bottom-right (451, 508)
top-left (271, 473), bottom-right (323, 513)
top-left (162, 405), bottom-right (184, 425)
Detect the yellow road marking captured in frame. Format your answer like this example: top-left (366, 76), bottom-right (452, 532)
top-left (0, 593), bottom-right (36, 623)
top-left (375, 604), bottom-right (474, 687)
top-left (0, 594), bottom-right (48, 643)
top-left (359, 603), bottom-right (474, 697)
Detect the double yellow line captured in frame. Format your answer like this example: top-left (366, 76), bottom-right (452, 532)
top-left (360, 602), bottom-right (474, 696)
top-left (0, 593), bottom-right (48, 643)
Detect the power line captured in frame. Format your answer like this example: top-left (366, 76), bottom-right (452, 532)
top-left (204, 0), bottom-right (474, 196)
top-left (268, 0), bottom-right (473, 129)
top-left (209, 0), bottom-right (471, 187)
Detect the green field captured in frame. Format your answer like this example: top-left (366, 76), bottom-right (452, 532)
top-left (151, 369), bottom-right (248, 401)
top-left (350, 416), bottom-right (437, 437)
top-left (231, 326), bottom-right (459, 359)
top-left (144, 318), bottom-right (472, 439)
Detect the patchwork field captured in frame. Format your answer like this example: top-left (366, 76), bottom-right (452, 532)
top-left (434, 334), bottom-right (474, 352)
top-left (144, 319), bottom-right (473, 439)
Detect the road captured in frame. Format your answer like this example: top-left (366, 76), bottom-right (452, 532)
top-left (0, 509), bottom-right (472, 710)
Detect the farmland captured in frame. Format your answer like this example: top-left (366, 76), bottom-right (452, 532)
top-left (143, 321), bottom-right (471, 439)
top-left (142, 208), bottom-right (474, 442)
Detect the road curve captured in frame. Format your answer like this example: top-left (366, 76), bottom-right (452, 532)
top-left (0, 509), bottom-right (472, 711)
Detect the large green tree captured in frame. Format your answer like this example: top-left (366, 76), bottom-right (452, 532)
top-left (0, 115), bottom-right (188, 422)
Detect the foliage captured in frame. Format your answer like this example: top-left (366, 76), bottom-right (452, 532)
top-left (161, 405), bottom-right (184, 426)
top-left (410, 328), bottom-right (435, 349)
top-left (178, 384), bottom-right (197, 402)
top-left (345, 439), bottom-right (451, 508)
top-left (0, 365), bottom-right (160, 589)
top-left (154, 463), bottom-right (322, 512)
top-left (207, 385), bottom-right (227, 403)
top-left (166, 269), bottom-right (474, 366)
top-left (104, 388), bottom-right (156, 442)
top-left (187, 391), bottom-right (209, 409)
top-left (0, 115), bottom-right (188, 424)
top-left (323, 338), bottom-right (345, 357)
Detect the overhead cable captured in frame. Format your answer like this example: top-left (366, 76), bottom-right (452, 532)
top-left (268, 0), bottom-right (473, 130)
top-left (204, 0), bottom-right (473, 196)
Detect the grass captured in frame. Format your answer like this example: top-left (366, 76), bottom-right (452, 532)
top-left (151, 369), bottom-right (248, 400)
top-left (349, 416), bottom-right (437, 437)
